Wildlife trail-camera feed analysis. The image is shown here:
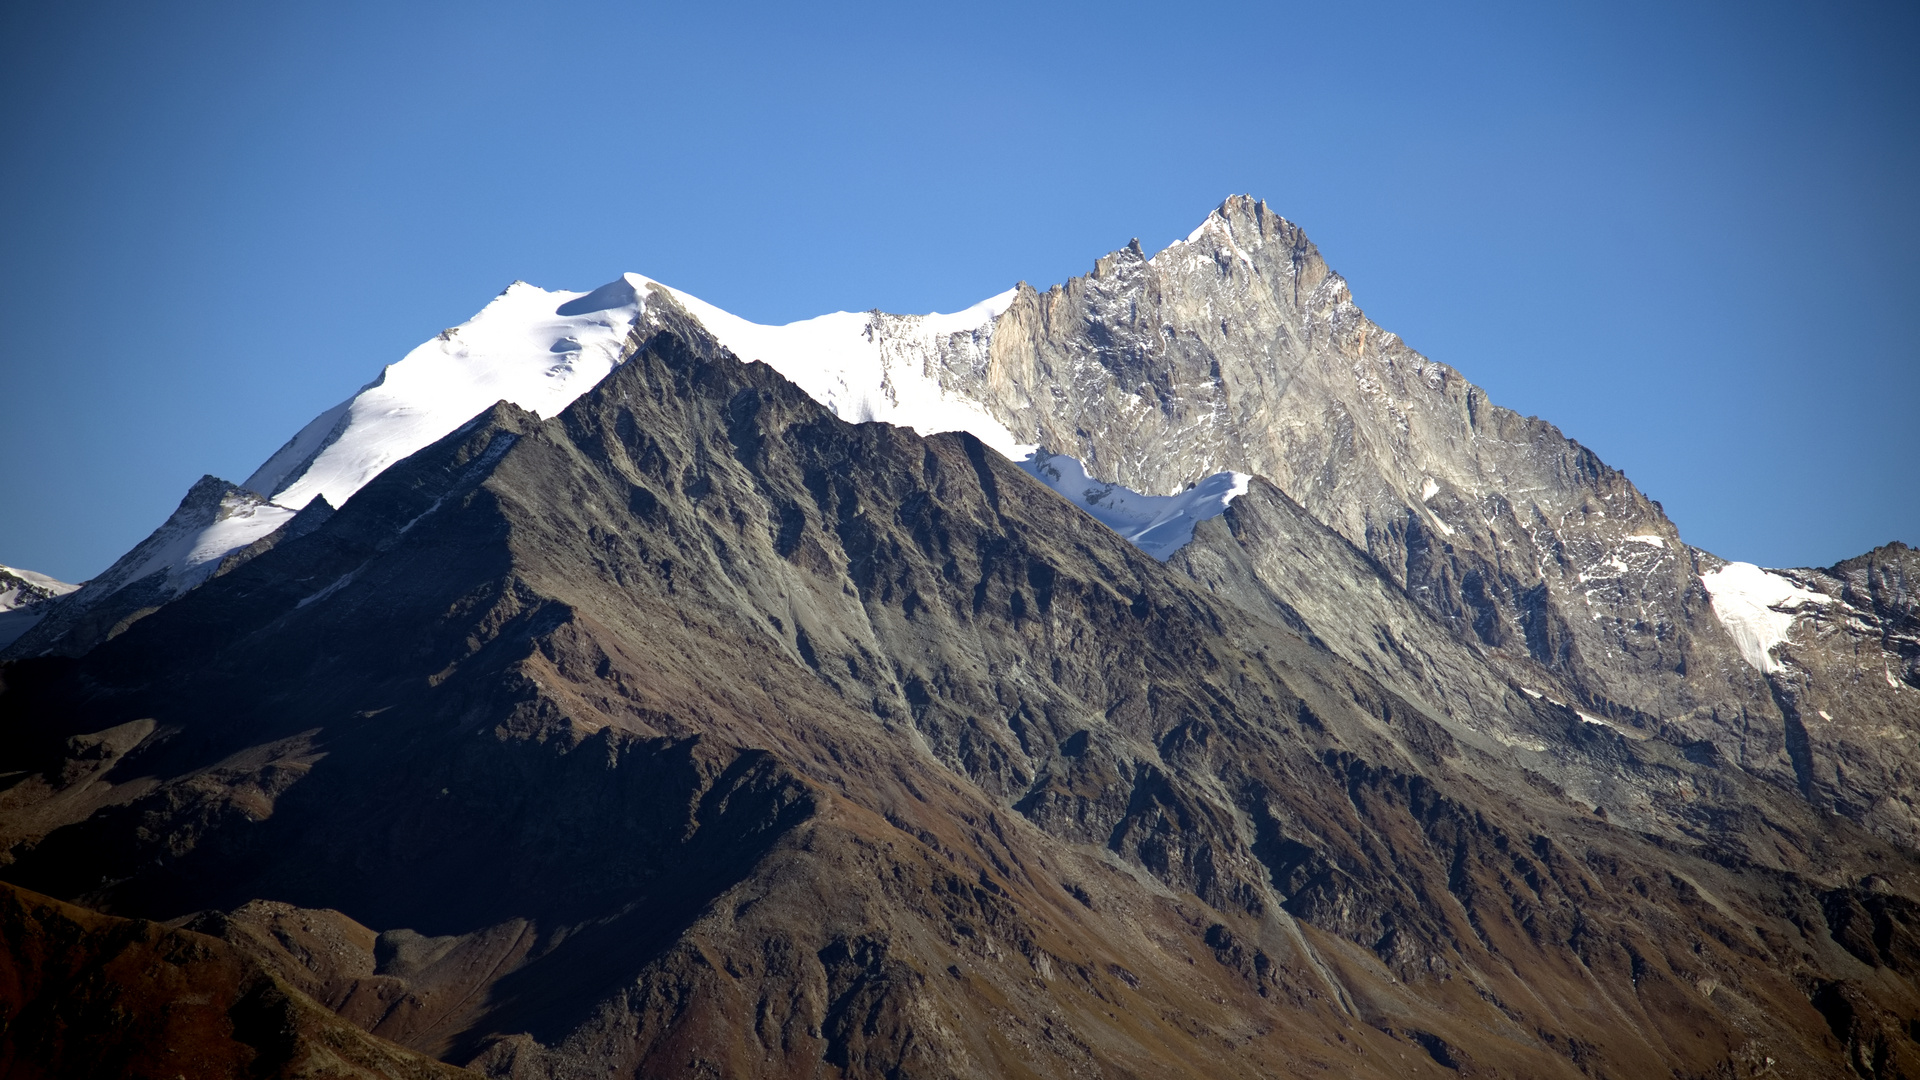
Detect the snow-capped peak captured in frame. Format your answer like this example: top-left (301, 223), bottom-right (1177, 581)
top-left (38, 268), bottom-right (1250, 654)
top-left (247, 278), bottom-right (646, 512)
top-left (245, 273), bottom-right (1033, 517)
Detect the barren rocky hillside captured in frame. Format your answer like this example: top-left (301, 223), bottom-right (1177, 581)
top-left (4, 320), bottom-right (1917, 1078)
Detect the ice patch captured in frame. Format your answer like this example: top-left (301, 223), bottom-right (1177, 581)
top-left (117, 491), bottom-right (294, 591)
top-left (1017, 452), bottom-right (1249, 560)
top-left (1700, 562), bottom-right (1833, 673)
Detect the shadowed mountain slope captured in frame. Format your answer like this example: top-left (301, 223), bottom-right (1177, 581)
top-left (0, 880), bottom-right (477, 1080)
top-left (3, 322), bottom-right (1918, 1078)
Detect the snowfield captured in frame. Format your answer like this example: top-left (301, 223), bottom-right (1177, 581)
top-left (1700, 560), bottom-right (1833, 673)
top-left (1018, 453), bottom-right (1250, 561)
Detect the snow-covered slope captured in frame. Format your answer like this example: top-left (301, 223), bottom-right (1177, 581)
top-left (1018, 453), bottom-right (1249, 561)
top-left (0, 564), bottom-right (80, 651)
top-left (2, 477), bottom-right (293, 657)
top-left (249, 273), bottom-right (1035, 514)
top-left (1700, 560), bottom-right (1836, 673)
top-left (21, 270), bottom-right (1237, 659)
top-left (0, 564), bottom-right (77, 613)
top-left (247, 278), bottom-right (648, 510)
top-left (661, 279), bottom-right (1031, 459)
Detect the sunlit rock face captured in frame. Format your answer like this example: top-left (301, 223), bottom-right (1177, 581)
top-left (884, 196), bottom-right (1775, 788)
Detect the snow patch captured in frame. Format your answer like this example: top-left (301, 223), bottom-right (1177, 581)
top-left (117, 492), bottom-right (294, 591)
top-left (1700, 562), bottom-right (1833, 673)
top-left (654, 276), bottom-right (1031, 459)
top-left (1421, 478), bottom-right (1440, 502)
top-left (1017, 452), bottom-right (1249, 561)
top-left (1624, 534), bottom-right (1666, 548)
top-left (0, 565), bottom-right (78, 612)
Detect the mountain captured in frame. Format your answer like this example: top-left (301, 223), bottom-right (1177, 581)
top-left (4, 478), bottom-right (316, 658)
top-left (2, 201), bottom-right (1915, 1079)
top-left (0, 880), bottom-right (477, 1079)
top-left (0, 564), bottom-right (76, 651)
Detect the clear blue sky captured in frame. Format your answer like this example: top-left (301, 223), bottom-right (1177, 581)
top-left (2, 0), bottom-right (1914, 583)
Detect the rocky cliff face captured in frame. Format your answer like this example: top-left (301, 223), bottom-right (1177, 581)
top-left (1756, 543), bottom-right (1920, 844)
top-left (934, 197), bottom-right (1769, 745)
top-left (4, 321), bottom-right (1917, 1079)
top-left (836, 196), bottom-right (1920, 852)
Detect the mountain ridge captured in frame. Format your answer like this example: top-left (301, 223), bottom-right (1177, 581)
top-left (1, 199), bottom-right (1914, 1079)
top-left (4, 316), bottom-right (1918, 1077)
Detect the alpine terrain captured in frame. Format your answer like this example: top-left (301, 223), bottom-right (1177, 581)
top-left (2, 197), bottom-right (1915, 1080)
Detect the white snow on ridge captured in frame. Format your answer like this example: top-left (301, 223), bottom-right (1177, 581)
top-left (0, 565), bottom-right (79, 612)
top-left (3, 479), bottom-right (297, 656)
top-left (248, 273), bottom-right (1031, 514)
top-left (120, 493), bottom-right (293, 590)
top-left (249, 278), bottom-right (646, 511)
top-left (61, 270), bottom-right (1246, 634)
top-left (1700, 561), bottom-right (1832, 673)
top-left (659, 277), bottom-right (1031, 460)
top-left (1019, 453), bottom-right (1250, 561)
top-left (101, 481), bottom-right (295, 600)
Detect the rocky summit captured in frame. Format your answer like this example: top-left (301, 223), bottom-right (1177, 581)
top-left (1, 201), bottom-right (1916, 1079)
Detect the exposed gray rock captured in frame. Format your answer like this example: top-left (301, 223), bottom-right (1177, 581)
top-left (1749, 543), bottom-right (1920, 844)
top-left (935, 198), bottom-right (1768, 731)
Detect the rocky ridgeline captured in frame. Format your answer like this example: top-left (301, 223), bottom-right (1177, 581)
top-left (876, 195), bottom-right (1909, 846)
top-left (1, 200), bottom-right (1914, 1079)
top-left (2, 322), bottom-right (1918, 1078)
